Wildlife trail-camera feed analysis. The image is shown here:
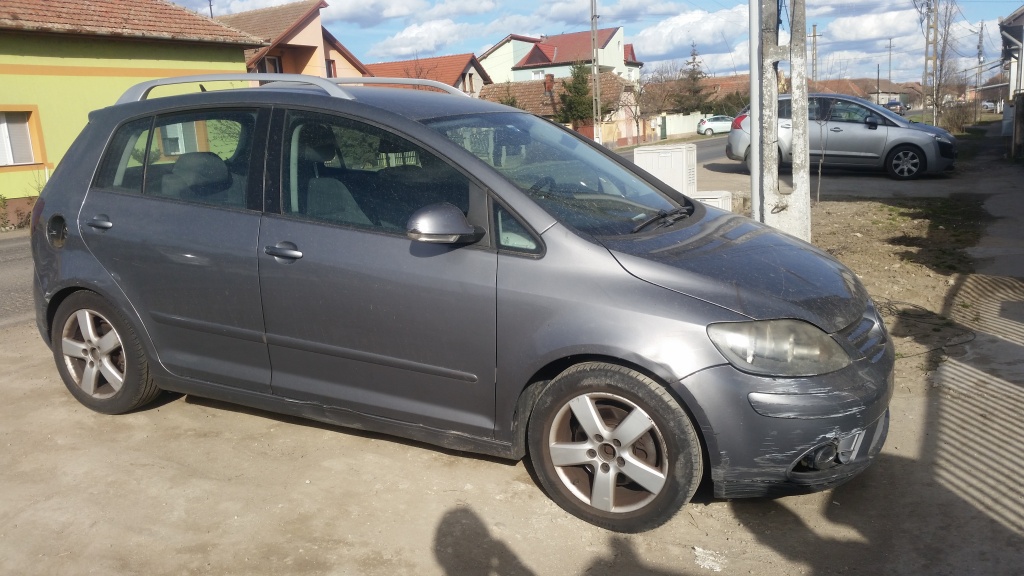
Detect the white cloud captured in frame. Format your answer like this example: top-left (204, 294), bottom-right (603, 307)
top-left (824, 9), bottom-right (921, 43)
top-left (322, 0), bottom-right (430, 27)
top-left (424, 0), bottom-right (498, 20)
top-left (806, 0), bottom-right (894, 20)
top-left (603, 0), bottom-right (693, 22)
top-left (367, 19), bottom-right (475, 59)
top-left (536, 0), bottom-right (591, 26)
top-left (632, 6), bottom-right (749, 61)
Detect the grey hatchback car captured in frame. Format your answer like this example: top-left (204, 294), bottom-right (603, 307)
top-left (32, 74), bottom-right (893, 533)
top-left (726, 93), bottom-right (957, 179)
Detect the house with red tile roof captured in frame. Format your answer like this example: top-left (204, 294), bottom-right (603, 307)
top-left (216, 0), bottom-right (368, 78)
top-left (479, 28), bottom-right (642, 84)
top-left (0, 0), bottom-right (264, 221)
top-left (479, 71), bottom-right (645, 146)
top-left (364, 54), bottom-right (492, 97)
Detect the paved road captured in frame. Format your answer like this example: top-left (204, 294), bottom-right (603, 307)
top-left (617, 134), bottom-right (729, 165)
top-left (0, 229), bottom-right (32, 329)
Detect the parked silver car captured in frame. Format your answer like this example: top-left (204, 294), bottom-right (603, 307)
top-left (726, 94), bottom-right (957, 179)
top-left (32, 75), bottom-right (893, 533)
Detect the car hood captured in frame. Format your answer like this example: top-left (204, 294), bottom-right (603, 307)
top-left (600, 210), bottom-right (869, 333)
top-left (899, 120), bottom-right (955, 140)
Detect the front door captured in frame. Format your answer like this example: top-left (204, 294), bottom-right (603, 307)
top-left (257, 110), bottom-right (498, 437)
top-left (821, 98), bottom-right (889, 166)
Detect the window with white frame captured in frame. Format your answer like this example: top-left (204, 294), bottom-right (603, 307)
top-left (0, 112), bottom-right (34, 166)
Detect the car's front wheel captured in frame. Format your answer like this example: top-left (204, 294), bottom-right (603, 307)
top-left (51, 291), bottom-right (161, 414)
top-left (886, 145), bottom-right (925, 179)
top-left (527, 362), bottom-right (702, 533)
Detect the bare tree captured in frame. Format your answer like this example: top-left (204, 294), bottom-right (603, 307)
top-left (934, 0), bottom-right (962, 116)
top-left (639, 61), bottom-right (683, 115)
top-left (403, 57), bottom-right (440, 90)
top-left (621, 79), bottom-right (648, 144)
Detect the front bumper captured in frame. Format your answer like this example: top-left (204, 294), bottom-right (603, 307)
top-left (673, 322), bottom-right (895, 499)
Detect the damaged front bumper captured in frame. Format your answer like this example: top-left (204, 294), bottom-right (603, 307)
top-left (674, 335), bottom-right (895, 499)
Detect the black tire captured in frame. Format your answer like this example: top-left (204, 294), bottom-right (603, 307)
top-left (51, 291), bottom-right (160, 414)
top-left (527, 362), bottom-right (702, 533)
top-left (703, 128), bottom-right (713, 136)
top-left (885, 145), bottom-right (925, 179)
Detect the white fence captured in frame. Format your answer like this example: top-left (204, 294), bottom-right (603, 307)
top-left (653, 112), bottom-right (715, 139)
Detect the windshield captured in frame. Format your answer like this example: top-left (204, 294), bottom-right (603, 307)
top-left (424, 112), bottom-right (684, 236)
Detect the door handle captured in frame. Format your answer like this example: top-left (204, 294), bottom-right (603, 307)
top-left (830, 127), bottom-right (843, 133)
top-left (87, 216), bottom-right (113, 230)
top-left (780, 123), bottom-right (792, 129)
top-left (265, 242), bottom-right (303, 260)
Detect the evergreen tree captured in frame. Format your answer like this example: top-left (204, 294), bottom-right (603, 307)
top-left (671, 43), bottom-right (708, 113)
top-left (557, 63), bottom-right (594, 127)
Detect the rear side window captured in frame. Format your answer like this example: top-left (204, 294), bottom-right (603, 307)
top-left (94, 110), bottom-right (257, 208)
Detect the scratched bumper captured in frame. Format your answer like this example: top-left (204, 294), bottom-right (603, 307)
top-left (673, 335), bottom-right (895, 499)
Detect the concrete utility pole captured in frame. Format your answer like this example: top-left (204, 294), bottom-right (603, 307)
top-left (809, 24), bottom-right (820, 84)
top-left (749, 0), bottom-right (810, 241)
top-left (888, 38), bottom-right (893, 90)
top-left (920, 0), bottom-right (939, 125)
top-left (590, 0), bottom-right (603, 145)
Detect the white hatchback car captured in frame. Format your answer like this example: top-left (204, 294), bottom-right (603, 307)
top-left (696, 115), bottom-right (734, 136)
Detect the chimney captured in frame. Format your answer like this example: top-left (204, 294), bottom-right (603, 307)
top-left (544, 73), bottom-right (554, 99)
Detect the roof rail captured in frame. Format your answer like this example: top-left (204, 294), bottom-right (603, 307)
top-left (331, 77), bottom-right (470, 97)
top-left (115, 73), bottom-right (354, 104)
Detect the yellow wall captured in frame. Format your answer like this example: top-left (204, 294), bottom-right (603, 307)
top-left (0, 33), bottom-right (249, 200)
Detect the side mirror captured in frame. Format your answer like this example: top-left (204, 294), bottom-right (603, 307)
top-left (406, 202), bottom-right (483, 244)
top-left (866, 116), bottom-right (879, 130)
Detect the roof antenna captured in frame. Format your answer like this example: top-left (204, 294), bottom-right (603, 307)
top-left (199, 84), bottom-right (207, 92)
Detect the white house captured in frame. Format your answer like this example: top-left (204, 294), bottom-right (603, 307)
top-left (478, 28), bottom-right (642, 83)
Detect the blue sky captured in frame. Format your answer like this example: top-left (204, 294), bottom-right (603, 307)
top-left (174, 0), bottom-right (1019, 84)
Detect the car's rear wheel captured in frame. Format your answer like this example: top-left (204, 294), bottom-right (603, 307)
top-left (886, 145), bottom-right (925, 179)
top-left (527, 362), bottom-right (702, 533)
top-left (51, 292), bottom-right (160, 414)
top-left (704, 128), bottom-right (713, 136)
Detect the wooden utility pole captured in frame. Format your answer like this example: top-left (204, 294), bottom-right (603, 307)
top-left (749, 0), bottom-right (810, 241)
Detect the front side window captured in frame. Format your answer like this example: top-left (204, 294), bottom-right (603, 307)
top-left (827, 99), bottom-right (874, 124)
top-left (426, 112), bottom-right (683, 237)
top-left (0, 111), bottom-right (34, 166)
top-left (94, 110), bottom-right (257, 208)
top-left (281, 111), bottom-right (472, 232)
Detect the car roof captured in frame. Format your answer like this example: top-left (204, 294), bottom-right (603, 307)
top-left (108, 74), bottom-right (515, 122)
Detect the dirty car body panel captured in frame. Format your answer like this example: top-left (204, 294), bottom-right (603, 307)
top-left (32, 76), bottom-right (894, 532)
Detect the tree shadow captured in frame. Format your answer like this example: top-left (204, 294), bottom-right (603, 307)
top-left (433, 507), bottom-right (536, 576)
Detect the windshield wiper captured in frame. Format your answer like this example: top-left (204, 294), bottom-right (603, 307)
top-left (631, 206), bottom-right (692, 234)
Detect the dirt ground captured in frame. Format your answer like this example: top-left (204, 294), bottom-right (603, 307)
top-left (1, 129), bottom-right (1023, 575)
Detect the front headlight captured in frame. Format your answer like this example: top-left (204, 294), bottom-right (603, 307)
top-left (707, 319), bottom-right (851, 377)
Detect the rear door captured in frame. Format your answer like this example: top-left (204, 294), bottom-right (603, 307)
top-left (257, 109), bottom-right (498, 437)
top-left (779, 98), bottom-right (826, 163)
top-left (80, 108), bottom-right (271, 392)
